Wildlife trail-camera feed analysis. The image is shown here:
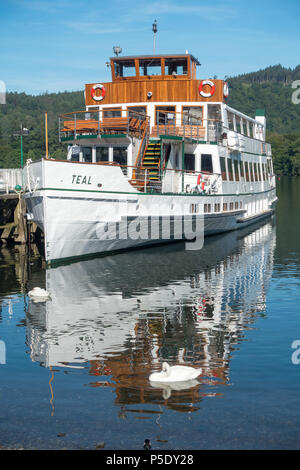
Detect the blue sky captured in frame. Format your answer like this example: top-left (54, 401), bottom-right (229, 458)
top-left (0, 0), bottom-right (299, 95)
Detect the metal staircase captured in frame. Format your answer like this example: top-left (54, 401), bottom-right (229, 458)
top-left (141, 141), bottom-right (161, 182)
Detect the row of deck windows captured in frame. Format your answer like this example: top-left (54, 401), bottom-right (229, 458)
top-left (89, 104), bottom-right (222, 127)
top-left (70, 146), bottom-right (127, 166)
top-left (192, 202), bottom-right (243, 214)
top-left (113, 57), bottom-right (189, 78)
top-left (220, 156), bottom-right (272, 182)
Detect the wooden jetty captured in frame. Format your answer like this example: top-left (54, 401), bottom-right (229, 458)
top-left (0, 193), bottom-right (40, 245)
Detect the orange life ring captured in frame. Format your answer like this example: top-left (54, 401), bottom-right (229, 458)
top-left (197, 174), bottom-right (205, 191)
top-left (91, 83), bottom-right (106, 101)
top-left (199, 80), bottom-right (216, 98)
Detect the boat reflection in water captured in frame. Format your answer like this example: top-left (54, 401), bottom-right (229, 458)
top-left (25, 219), bottom-right (276, 414)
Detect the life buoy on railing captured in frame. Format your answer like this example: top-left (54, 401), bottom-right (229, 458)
top-left (199, 80), bottom-right (216, 98)
top-left (223, 81), bottom-right (229, 98)
top-left (91, 83), bottom-right (106, 101)
top-left (196, 174), bottom-right (205, 191)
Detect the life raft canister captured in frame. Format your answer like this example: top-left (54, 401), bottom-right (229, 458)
top-left (199, 80), bottom-right (216, 98)
top-left (223, 81), bottom-right (229, 98)
top-left (91, 83), bottom-right (106, 101)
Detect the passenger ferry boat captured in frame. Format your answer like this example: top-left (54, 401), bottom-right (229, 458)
top-left (23, 52), bottom-right (277, 265)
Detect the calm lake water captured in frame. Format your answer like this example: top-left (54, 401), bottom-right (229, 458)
top-left (0, 176), bottom-right (300, 450)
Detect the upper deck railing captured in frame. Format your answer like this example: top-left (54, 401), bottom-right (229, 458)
top-left (59, 109), bottom-right (149, 141)
top-left (59, 108), bottom-right (270, 157)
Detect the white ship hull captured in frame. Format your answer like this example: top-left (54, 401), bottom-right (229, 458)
top-left (23, 159), bottom-right (277, 265)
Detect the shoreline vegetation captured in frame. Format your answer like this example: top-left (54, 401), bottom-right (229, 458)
top-left (0, 64), bottom-right (299, 175)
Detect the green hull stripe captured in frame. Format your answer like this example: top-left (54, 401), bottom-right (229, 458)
top-left (28, 187), bottom-right (276, 198)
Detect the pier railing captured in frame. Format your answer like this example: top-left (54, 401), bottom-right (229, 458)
top-left (0, 169), bottom-right (23, 194)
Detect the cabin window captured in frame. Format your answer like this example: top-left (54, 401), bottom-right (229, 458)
top-left (240, 118), bottom-right (245, 135)
top-left (204, 204), bottom-right (211, 213)
top-left (230, 202), bottom-right (234, 211)
top-left (235, 202), bottom-right (239, 209)
top-left (223, 203), bottom-right (228, 211)
top-left (155, 106), bottom-right (176, 125)
top-left (214, 203), bottom-right (221, 212)
top-left (82, 147), bottom-right (92, 163)
top-left (201, 154), bottom-right (213, 173)
top-left (263, 162), bottom-right (267, 180)
top-left (227, 111), bottom-right (234, 130)
top-left (113, 147), bottom-right (127, 166)
top-left (139, 58), bottom-right (162, 76)
top-left (253, 162), bottom-right (258, 181)
top-left (250, 162), bottom-right (255, 181)
top-left (244, 162), bottom-right (249, 181)
top-left (114, 59), bottom-right (136, 78)
top-left (233, 159), bottom-right (239, 181)
top-left (227, 158), bottom-right (234, 181)
top-left (246, 121), bottom-right (251, 137)
top-left (190, 204), bottom-right (199, 214)
top-left (96, 147), bottom-right (109, 162)
top-left (182, 106), bottom-right (203, 125)
top-left (164, 57), bottom-right (188, 76)
top-left (69, 145), bottom-right (80, 162)
top-left (184, 154), bottom-right (195, 171)
top-left (127, 106), bottom-right (147, 117)
top-left (103, 107), bottom-right (122, 118)
top-left (207, 104), bottom-right (222, 122)
top-left (236, 116), bottom-right (242, 134)
top-left (239, 161), bottom-right (244, 179)
top-left (220, 156), bottom-right (227, 180)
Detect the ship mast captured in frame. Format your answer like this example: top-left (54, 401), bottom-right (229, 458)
top-left (152, 20), bottom-right (157, 54)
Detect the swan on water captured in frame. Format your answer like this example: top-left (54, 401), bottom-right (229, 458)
top-left (149, 362), bottom-right (202, 383)
top-left (28, 287), bottom-right (50, 302)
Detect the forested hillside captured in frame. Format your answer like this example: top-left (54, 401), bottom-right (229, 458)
top-left (1, 64), bottom-right (300, 174)
top-left (0, 91), bottom-right (84, 167)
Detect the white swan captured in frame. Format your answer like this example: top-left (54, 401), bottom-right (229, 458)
top-left (149, 362), bottom-right (202, 383)
top-left (28, 287), bottom-right (50, 302)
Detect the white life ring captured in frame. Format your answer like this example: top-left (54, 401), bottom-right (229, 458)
top-left (223, 81), bottom-right (229, 98)
top-left (91, 83), bottom-right (106, 101)
top-left (199, 80), bottom-right (216, 98)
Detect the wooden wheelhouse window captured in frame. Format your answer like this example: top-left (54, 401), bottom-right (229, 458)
top-left (139, 58), bottom-right (162, 76)
top-left (164, 57), bottom-right (188, 76)
top-left (114, 59), bottom-right (136, 77)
